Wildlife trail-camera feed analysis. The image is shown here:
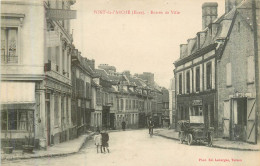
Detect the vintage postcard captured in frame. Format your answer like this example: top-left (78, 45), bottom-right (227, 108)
top-left (1, 0), bottom-right (260, 166)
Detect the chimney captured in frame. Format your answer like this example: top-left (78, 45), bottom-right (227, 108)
top-left (225, 0), bottom-right (243, 13)
top-left (187, 38), bottom-right (196, 56)
top-left (180, 44), bottom-right (188, 59)
top-left (86, 59), bottom-right (95, 70)
top-left (202, 2), bottom-right (218, 30)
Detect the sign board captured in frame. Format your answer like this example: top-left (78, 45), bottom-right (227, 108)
top-left (46, 31), bottom-right (60, 47)
top-left (192, 100), bottom-right (202, 106)
top-left (46, 9), bottom-right (77, 20)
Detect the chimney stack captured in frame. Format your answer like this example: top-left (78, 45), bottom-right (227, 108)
top-left (225, 0), bottom-right (243, 13)
top-left (202, 2), bottom-right (218, 30)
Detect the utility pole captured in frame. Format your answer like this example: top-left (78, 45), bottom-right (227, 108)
top-left (252, 0), bottom-right (259, 143)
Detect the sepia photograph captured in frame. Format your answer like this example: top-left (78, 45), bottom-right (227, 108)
top-left (0, 0), bottom-right (260, 165)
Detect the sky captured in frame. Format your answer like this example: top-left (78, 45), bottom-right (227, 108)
top-left (71, 0), bottom-right (225, 89)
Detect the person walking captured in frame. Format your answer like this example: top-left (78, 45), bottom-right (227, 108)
top-left (148, 117), bottom-right (154, 136)
top-left (94, 131), bottom-right (102, 153)
top-left (101, 130), bottom-right (110, 153)
top-left (121, 120), bottom-right (126, 131)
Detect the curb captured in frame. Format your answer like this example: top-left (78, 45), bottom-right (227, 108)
top-left (156, 133), bottom-right (260, 152)
top-left (2, 132), bottom-right (95, 161)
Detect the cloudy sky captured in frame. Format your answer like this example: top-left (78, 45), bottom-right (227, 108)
top-left (71, 0), bottom-right (225, 88)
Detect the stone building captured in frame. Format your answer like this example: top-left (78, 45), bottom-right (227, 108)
top-left (174, 0), bottom-right (259, 143)
top-left (71, 50), bottom-right (93, 137)
top-left (1, 0), bottom-right (77, 149)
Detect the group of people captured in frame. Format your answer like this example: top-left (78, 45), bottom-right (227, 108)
top-left (94, 129), bottom-right (110, 154)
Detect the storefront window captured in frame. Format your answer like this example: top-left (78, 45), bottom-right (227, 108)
top-left (191, 106), bottom-right (203, 116)
top-left (1, 110), bottom-right (34, 131)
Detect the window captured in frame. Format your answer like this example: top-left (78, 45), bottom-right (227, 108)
top-left (129, 100), bottom-right (132, 109)
top-left (206, 62), bottom-right (212, 89)
top-left (54, 95), bottom-right (59, 126)
top-left (96, 90), bottom-right (102, 105)
top-left (1, 110), bottom-right (34, 131)
top-left (226, 62), bottom-right (232, 86)
top-left (179, 73), bottom-right (183, 94)
top-left (186, 71), bottom-right (190, 93)
top-left (133, 100), bottom-right (135, 109)
top-left (117, 99), bottom-right (120, 110)
top-left (1, 28), bottom-right (18, 64)
top-left (120, 99), bottom-right (124, 110)
top-left (55, 46), bottom-right (60, 72)
top-left (196, 67), bottom-right (200, 92)
top-left (126, 99), bottom-right (128, 110)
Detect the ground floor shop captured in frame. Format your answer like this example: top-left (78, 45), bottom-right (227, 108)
top-left (43, 77), bottom-right (73, 147)
top-left (0, 81), bottom-right (37, 149)
top-left (90, 110), bottom-right (102, 131)
top-left (176, 92), bottom-right (217, 132)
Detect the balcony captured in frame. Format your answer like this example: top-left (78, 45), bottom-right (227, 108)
top-left (44, 61), bottom-right (59, 72)
top-left (44, 61), bottom-right (70, 85)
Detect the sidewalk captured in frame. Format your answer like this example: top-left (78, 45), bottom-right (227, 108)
top-left (1, 132), bottom-right (95, 161)
top-left (155, 128), bottom-right (260, 151)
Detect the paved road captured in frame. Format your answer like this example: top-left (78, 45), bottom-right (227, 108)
top-left (2, 130), bottom-right (259, 166)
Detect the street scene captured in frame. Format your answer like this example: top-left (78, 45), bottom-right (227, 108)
top-left (1, 0), bottom-right (260, 165)
top-left (2, 130), bottom-right (259, 166)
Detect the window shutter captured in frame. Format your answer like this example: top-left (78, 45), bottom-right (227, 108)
top-left (226, 63), bottom-right (231, 86)
top-left (247, 56), bottom-right (255, 83)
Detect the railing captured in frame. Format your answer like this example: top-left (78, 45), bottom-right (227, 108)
top-left (44, 61), bottom-right (59, 72)
top-left (1, 53), bottom-right (18, 64)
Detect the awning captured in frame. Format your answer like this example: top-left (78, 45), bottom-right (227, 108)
top-left (0, 81), bottom-right (35, 104)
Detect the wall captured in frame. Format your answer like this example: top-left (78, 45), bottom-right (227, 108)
top-left (1, 1), bottom-right (44, 77)
top-left (217, 13), bottom-right (256, 136)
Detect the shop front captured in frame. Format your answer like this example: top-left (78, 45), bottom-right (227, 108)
top-left (176, 91), bottom-right (216, 132)
top-left (1, 81), bottom-right (37, 149)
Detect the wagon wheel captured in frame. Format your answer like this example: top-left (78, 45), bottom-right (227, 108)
top-left (187, 134), bottom-right (193, 145)
top-left (208, 133), bottom-right (213, 147)
top-left (179, 132), bottom-right (184, 144)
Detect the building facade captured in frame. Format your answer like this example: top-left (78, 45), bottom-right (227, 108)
top-left (174, 0), bottom-right (260, 144)
top-left (1, 0), bottom-right (77, 149)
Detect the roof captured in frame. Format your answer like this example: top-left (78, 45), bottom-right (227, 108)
top-left (174, 2), bottom-right (238, 66)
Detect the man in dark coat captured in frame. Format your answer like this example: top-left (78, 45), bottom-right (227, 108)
top-left (122, 121), bottom-right (126, 131)
top-left (148, 117), bottom-right (154, 135)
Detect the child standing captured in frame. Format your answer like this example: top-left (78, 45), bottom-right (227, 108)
top-left (94, 131), bottom-right (102, 153)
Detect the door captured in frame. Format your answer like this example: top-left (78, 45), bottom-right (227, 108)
top-left (246, 98), bottom-right (256, 144)
top-left (110, 113), bottom-right (115, 129)
top-left (223, 100), bottom-right (230, 138)
top-left (46, 101), bottom-right (51, 146)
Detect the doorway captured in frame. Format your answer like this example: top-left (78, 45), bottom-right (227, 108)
top-left (232, 98), bottom-right (247, 141)
top-left (45, 99), bottom-right (51, 146)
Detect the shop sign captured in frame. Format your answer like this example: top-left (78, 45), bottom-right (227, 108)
top-left (46, 9), bottom-right (77, 20)
top-left (192, 100), bottom-right (202, 106)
